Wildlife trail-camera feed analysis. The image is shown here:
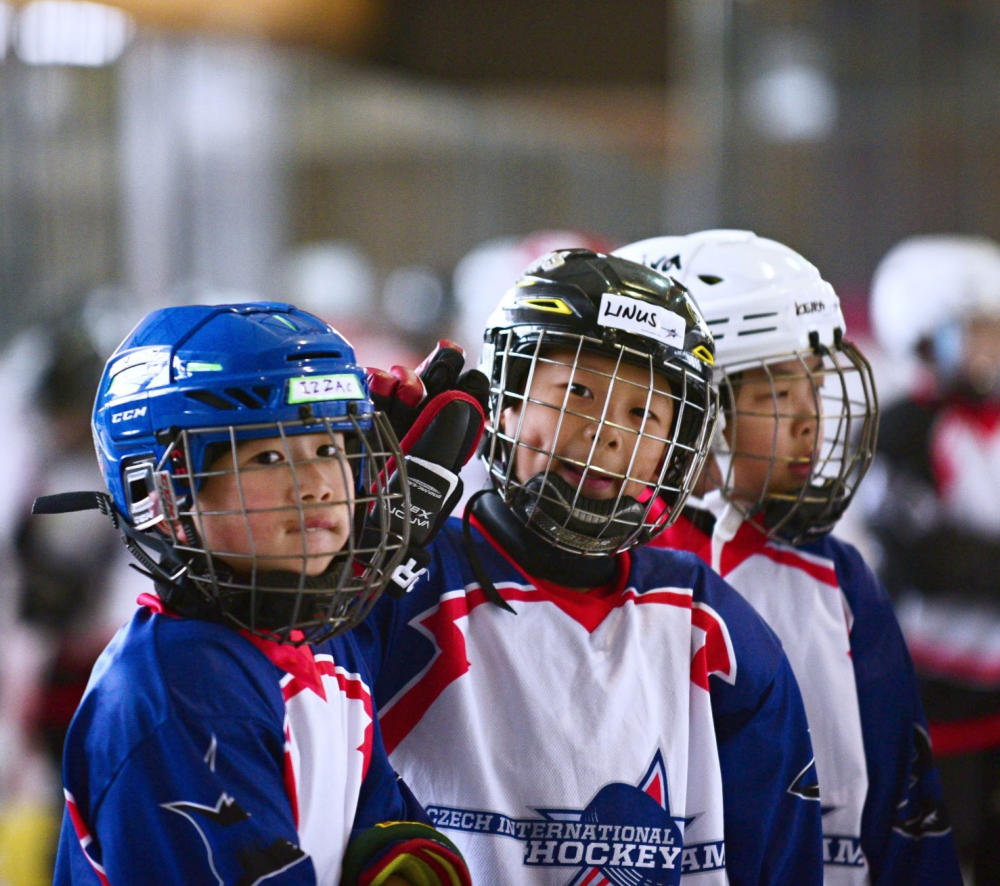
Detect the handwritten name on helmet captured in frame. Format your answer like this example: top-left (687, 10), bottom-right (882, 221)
top-left (599, 292), bottom-right (686, 348)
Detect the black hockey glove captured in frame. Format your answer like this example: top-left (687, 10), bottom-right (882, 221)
top-left (366, 339), bottom-right (489, 442)
top-left (365, 341), bottom-right (487, 597)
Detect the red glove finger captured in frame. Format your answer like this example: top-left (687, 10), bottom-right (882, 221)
top-left (366, 365), bottom-right (425, 408)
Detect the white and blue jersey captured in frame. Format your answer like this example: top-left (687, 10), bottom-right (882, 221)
top-left (54, 599), bottom-right (423, 885)
top-left (653, 503), bottom-right (962, 884)
top-left (359, 513), bottom-right (824, 885)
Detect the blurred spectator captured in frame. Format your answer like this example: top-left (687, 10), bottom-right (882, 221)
top-left (0, 296), bottom-right (145, 885)
top-left (860, 233), bottom-right (1000, 884)
top-left (269, 239), bottom-right (423, 370)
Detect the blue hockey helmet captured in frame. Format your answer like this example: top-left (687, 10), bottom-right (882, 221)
top-left (90, 301), bottom-right (408, 642)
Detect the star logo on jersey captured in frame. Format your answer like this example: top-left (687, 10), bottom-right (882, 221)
top-left (531, 750), bottom-right (685, 886)
top-left (893, 724), bottom-right (952, 839)
top-left (427, 750), bottom-right (726, 885)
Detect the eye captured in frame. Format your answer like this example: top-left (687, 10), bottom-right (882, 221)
top-left (316, 443), bottom-right (341, 458)
top-left (250, 449), bottom-right (284, 466)
top-left (568, 382), bottom-right (593, 399)
top-left (630, 405), bottom-right (661, 424)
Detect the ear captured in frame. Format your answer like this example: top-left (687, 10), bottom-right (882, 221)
top-left (157, 520), bottom-right (189, 545)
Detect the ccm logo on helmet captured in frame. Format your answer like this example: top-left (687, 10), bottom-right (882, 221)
top-left (111, 406), bottom-right (148, 423)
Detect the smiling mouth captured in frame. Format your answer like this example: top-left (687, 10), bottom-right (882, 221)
top-left (557, 459), bottom-right (621, 495)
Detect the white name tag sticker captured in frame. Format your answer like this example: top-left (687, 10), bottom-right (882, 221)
top-left (598, 292), bottom-right (686, 347)
top-left (287, 373), bottom-right (364, 404)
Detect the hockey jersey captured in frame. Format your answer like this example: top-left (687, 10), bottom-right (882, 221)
top-left (54, 601), bottom-right (422, 885)
top-left (652, 503), bottom-right (961, 884)
top-left (360, 514), bottom-right (824, 885)
top-left (861, 395), bottom-right (1000, 689)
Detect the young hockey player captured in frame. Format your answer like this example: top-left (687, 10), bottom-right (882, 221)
top-left (863, 233), bottom-right (1000, 882)
top-left (616, 229), bottom-right (962, 884)
top-left (360, 249), bottom-right (825, 884)
top-left (35, 302), bottom-right (480, 885)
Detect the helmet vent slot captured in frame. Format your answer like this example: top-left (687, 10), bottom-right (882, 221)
top-left (288, 350), bottom-right (342, 361)
top-left (225, 387), bottom-right (265, 408)
top-left (185, 390), bottom-right (236, 410)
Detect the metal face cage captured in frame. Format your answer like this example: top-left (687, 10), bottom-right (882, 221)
top-left (482, 329), bottom-right (717, 556)
top-left (144, 410), bottom-right (407, 643)
top-left (717, 335), bottom-right (878, 544)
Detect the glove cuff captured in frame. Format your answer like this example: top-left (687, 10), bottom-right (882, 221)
top-left (340, 820), bottom-right (470, 886)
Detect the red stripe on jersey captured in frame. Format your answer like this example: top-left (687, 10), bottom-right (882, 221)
top-left (282, 720), bottom-right (299, 829)
top-left (657, 513), bottom-right (840, 587)
top-left (380, 586), bottom-right (496, 753)
top-left (321, 657), bottom-right (376, 781)
top-left (64, 789), bottom-right (111, 886)
top-left (651, 514), bottom-right (712, 555)
top-left (279, 655), bottom-right (375, 805)
top-left (473, 515), bottom-right (695, 629)
top-left (718, 521), bottom-right (838, 587)
top-left (692, 603), bottom-right (736, 689)
top-left (245, 633), bottom-right (327, 700)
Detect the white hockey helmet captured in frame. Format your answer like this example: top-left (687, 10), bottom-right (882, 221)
top-left (615, 229), bottom-right (878, 543)
top-left (616, 229), bottom-right (845, 377)
top-left (869, 233), bottom-right (1000, 363)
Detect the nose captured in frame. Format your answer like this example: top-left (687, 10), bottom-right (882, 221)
top-left (583, 415), bottom-right (624, 450)
top-left (295, 458), bottom-right (341, 503)
top-left (787, 392), bottom-right (821, 443)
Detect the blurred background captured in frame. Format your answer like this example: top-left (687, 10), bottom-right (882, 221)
top-left (0, 1), bottom-right (998, 883)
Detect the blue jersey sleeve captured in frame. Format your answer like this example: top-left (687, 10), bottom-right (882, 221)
top-left (55, 705), bottom-right (315, 885)
top-left (697, 565), bottom-right (825, 885)
top-left (52, 611), bottom-right (434, 886)
top-left (53, 615), bottom-right (316, 884)
top-left (831, 539), bottom-right (962, 884)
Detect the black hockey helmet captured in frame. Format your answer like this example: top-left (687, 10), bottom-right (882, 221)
top-left (478, 248), bottom-right (718, 555)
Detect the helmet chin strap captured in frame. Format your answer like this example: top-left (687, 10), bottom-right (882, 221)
top-left (511, 472), bottom-right (646, 556)
top-left (465, 488), bottom-right (619, 598)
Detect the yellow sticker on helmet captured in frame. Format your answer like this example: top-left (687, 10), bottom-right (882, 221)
top-left (692, 344), bottom-right (715, 366)
top-left (517, 297), bottom-right (574, 315)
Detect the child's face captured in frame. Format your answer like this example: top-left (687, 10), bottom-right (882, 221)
top-left (501, 349), bottom-right (675, 500)
top-left (959, 312), bottom-right (1000, 395)
top-left (723, 356), bottom-right (825, 502)
top-left (193, 432), bottom-right (355, 577)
